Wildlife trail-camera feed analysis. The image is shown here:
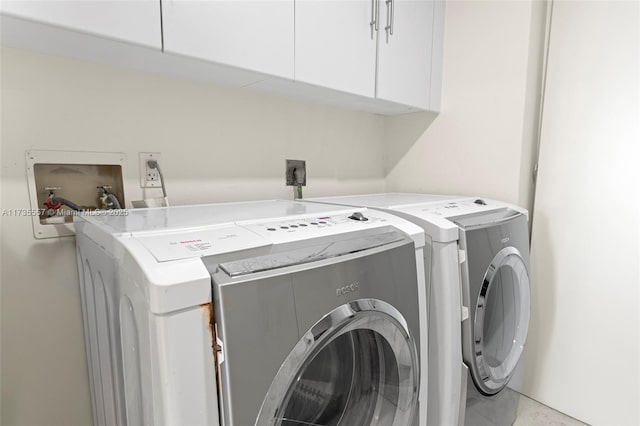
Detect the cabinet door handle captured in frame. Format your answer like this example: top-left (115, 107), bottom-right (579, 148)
top-left (384, 0), bottom-right (394, 42)
top-left (370, 0), bottom-right (374, 38)
top-left (390, 0), bottom-right (395, 35)
top-left (370, 0), bottom-right (380, 39)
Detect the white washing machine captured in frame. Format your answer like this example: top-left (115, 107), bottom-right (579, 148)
top-left (74, 200), bottom-right (429, 426)
top-left (306, 194), bottom-right (531, 426)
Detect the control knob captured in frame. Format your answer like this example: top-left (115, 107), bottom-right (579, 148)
top-left (348, 212), bottom-right (368, 221)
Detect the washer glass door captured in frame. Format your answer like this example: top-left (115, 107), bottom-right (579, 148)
top-left (255, 299), bottom-right (419, 426)
top-left (473, 246), bottom-right (530, 395)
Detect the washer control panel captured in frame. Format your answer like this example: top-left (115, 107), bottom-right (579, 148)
top-left (247, 212), bottom-right (385, 234)
top-left (238, 207), bottom-right (425, 247)
top-left (263, 215), bottom-right (338, 232)
top-left (133, 207), bottom-right (425, 261)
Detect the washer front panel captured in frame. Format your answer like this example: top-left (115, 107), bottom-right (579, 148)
top-left (209, 234), bottom-right (421, 426)
top-left (255, 299), bottom-right (419, 426)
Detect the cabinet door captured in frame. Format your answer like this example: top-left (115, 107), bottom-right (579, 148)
top-left (0, 0), bottom-right (161, 48)
top-left (376, 0), bottom-right (436, 109)
top-left (295, 0), bottom-right (377, 97)
top-left (162, 0), bottom-right (294, 79)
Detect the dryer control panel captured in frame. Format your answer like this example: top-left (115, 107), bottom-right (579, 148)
top-left (415, 199), bottom-right (502, 218)
top-left (397, 198), bottom-right (528, 243)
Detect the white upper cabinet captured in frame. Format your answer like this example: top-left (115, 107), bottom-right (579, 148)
top-left (0, 0), bottom-right (161, 48)
top-left (161, 1), bottom-right (294, 79)
top-left (1, 0), bottom-right (445, 114)
top-left (295, 0), bottom-right (377, 98)
top-left (376, 0), bottom-right (436, 109)
top-left (295, 0), bottom-right (445, 111)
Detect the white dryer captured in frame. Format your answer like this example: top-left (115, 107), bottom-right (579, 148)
top-left (306, 194), bottom-right (531, 426)
top-left (74, 200), bottom-right (429, 426)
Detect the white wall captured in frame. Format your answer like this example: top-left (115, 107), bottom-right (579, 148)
top-left (384, 0), bottom-right (547, 210)
top-left (520, 2), bottom-right (640, 425)
top-left (0, 46), bottom-right (386, 425)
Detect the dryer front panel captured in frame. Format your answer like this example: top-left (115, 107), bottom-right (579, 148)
top-left (458, 213), bottom-right (531, 396)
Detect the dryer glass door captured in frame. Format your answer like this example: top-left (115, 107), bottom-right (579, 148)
top-left (255, 299), bottom-right (419, 426)
top-left (473, 247), bottom-right (530, 395)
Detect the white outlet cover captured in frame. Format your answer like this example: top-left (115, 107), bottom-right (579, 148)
top-left (139, 152), bottom-right (162, 188)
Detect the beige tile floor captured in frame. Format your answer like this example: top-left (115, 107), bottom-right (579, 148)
top-left (515, 394), bottom-right (588, 426)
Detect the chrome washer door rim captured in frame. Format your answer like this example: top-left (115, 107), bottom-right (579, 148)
top-left (255, 298), bottom-right (419, 426)
top-left (473, 247), bottom-right (531, 395)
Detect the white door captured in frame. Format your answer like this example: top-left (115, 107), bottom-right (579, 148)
top-left (295, 0), bottom-right (377, 97)
top-left (376, 0), bottom-right (434, 109)
top-left (161, 0), bottom-right (294, 79)
top-left (525, 2), bottom-right (640, 423)
top-left (0, 0), bottom-right (161, 48)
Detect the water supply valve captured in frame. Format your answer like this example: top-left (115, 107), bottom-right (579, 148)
top-left (43, 187), bottom-right (63, 211)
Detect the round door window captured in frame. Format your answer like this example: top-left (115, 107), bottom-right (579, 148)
top-left (473, 247), bottom-right (530, 395)
top-left (256, 299), bottom-right (419, 426)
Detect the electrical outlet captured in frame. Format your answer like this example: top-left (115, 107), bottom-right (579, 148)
top-left (139, 152), bottom-right (162, 188)
top-left (285, 159), bottom-right (306, 186)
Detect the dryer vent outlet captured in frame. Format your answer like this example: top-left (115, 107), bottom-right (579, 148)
top-left (285, 160), bottom-right (306, 186)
